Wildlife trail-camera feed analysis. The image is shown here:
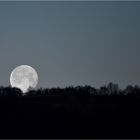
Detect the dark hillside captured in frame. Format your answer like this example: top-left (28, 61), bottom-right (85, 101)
top-left (0, 84), bottom-right (140, 138)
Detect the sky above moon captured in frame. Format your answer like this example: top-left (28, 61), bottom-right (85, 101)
top-left (0, 1), bottom-right (140, 89)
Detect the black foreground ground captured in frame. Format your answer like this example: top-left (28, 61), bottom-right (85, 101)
top-left (0, 94), bottom-right (140, 139)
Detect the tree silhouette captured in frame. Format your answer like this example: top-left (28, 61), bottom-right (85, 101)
top-left (0, 83), bottom-right (139, 97)
top-left (0, 83), bottom-right (139, 138)
top-left (0, 86), bottom-right (22, 97)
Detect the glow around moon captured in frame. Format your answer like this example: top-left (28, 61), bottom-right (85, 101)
top-left (10, 65), bottom-right (38, 93)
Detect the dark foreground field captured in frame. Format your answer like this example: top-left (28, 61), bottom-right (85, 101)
top-left (0, 94), bottom-right (140, 138)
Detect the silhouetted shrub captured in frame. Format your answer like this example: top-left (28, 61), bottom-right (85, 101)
top-left (0, 86), bottom-right (22, 97)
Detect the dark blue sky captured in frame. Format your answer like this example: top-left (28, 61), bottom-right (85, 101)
top-left (0, 1), bottom-right (140, 88)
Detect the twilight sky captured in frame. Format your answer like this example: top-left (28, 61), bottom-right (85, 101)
top-left (0, 1), bottom-right (140, 89)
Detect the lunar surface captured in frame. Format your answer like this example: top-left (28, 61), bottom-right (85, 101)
top-left (10, 65), bottom-right (38, 93)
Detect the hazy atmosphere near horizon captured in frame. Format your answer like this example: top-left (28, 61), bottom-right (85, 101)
top-left (0, 1), bottom-right (140, 89)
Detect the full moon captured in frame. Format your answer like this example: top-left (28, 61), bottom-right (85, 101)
top-left (10, 65), bottom-right (38, 93)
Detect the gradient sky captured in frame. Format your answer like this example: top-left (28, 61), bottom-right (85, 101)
top-left (0, 1), bottom-right (140, 89)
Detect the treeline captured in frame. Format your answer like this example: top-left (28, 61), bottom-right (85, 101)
top-left (0, 83), bottom-right (140, 138)
top-left (0, 82), bottom-right (140, 97)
